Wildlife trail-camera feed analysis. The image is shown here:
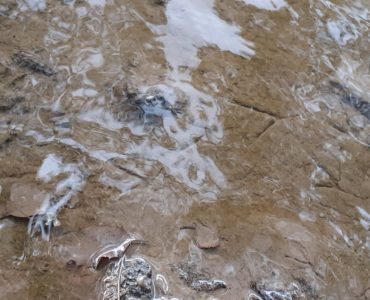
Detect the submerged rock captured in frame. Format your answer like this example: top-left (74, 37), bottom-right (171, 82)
top-left (101, 257), bottom-right (153, 300)
top-left (7, 183), bottom-right (48, 218)
top-left (330, 81), bottom-right (370, 120)
top-left (0, 62), bottom-right (11, 78)
top-left (181, 222), bottom-right (220, 249)
top-left (0, 131), bottom-right (11, 146)
top-left (249, 279), bottom-right (318, 300)
top-left (171, 262), bottom-right (227, 292)
top-left (194, 222), bottom-right (220, 249)
top-left (12, 51), bottom-right (56, 76)
top-left (111, 85), bottom-right (186, 126)
top-left (0, 91), bottom-right (24, 112)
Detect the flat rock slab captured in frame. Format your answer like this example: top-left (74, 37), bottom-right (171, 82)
top-left (194, 222), bottom-right (220, 249)
top-left (7, 183), bottom-right (48, 218)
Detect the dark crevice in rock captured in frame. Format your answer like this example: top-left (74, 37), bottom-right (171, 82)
top-left (230, 98), bottom-right (280, 118)
top-left (254, 119), bottom-right (276, 140)
top-left (12, 51), bottom-right (56, 76)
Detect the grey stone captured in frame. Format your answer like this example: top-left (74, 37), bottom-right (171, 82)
top-left (102, 257), bottom-right (153, 300)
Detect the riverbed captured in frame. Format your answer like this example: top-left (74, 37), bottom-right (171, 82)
top-left (0, 0), bottom-right (370, 299)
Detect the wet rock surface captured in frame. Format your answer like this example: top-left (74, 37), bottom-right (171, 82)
top-left (181, 222), bottom-right (220, 249)
top-left (7, 183), bottom-right (47, 218)
top-left (46, 226), bottom-right (129, 267)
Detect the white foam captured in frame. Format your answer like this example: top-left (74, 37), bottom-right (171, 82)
top-left (127, 141), bottom-right (226, 195)
top-left (72, 49), bottom-right (104, 74)
top-left (329, 222), bottom-right (353, 247)
top-left (18, 0), bottom-right (46, 11)
top-left (323, 143), bottom-right (352, 162)
top-left (26, 130), bottom-right (55, 144)
top-left (357, 207), bottom-right (370, 231)
top-left (32, 155), bottom-right (87, 240)
top-left (78, 108), bottom-right (123, 131)
top-left (304, 99), bottom-right (322, 113)
top-left (37, 154), bottom-right (64, 182)
top-left (99, 173), bottom-right (140, 193)
top-left (357, 207), bottom-right (370, 221)
top-left (327, 20), bottom-right (358, 46)
top-left (76, 7), bottom-right (88, 17)
top-left (87, 0), bottom-right (106, 7)
top-left (299, 211), bottom-right (316, 222)
top-left (310, 165), bottom-right (330, 185)
top-left (360, 219), bottom-right (370, 231)
top-left (71, 88), bottom-right (98, 97)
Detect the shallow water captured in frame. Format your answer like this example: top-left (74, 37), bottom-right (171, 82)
top-left (0, 0), bottom-right (370, 299)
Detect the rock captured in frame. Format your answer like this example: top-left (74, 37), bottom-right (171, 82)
top-left (0, 91), bottom-right (24, 112)
top-left (171, 262), bottom-right (227, 292)
top-left (0, 63), bottom-right (10, 78)
top-left (0, 132), bottom-right (10, 145)
top-left (249, 279), bottom-right (318, 300)
top-left (181, 222), bottom-right (220, 249)
top-left (12, 51), bottom-right (56, 76)
top-left (101, 257), bottom-right (153, 300)
top-left (194, 222), bottom-right (220, 249)
top-left (365, 288), bottom-right (370, 300)
top-left (153, 0), bottom-right (168, 5)
top-left (7, 183), bottom-right (48, 218)
top-left (330, 81), bottom-right (370, 120)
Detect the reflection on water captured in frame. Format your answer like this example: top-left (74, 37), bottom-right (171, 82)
top-left (17, 0), bottom-right (46, 12)
top-left (29, 154), bottom-right (86, 240)
top-left (150, 0), bottom-right (254, 79)
top-left (28, 0), bottom-right (229, 205)
top-left (0, 0), bottom-right (370, 299)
